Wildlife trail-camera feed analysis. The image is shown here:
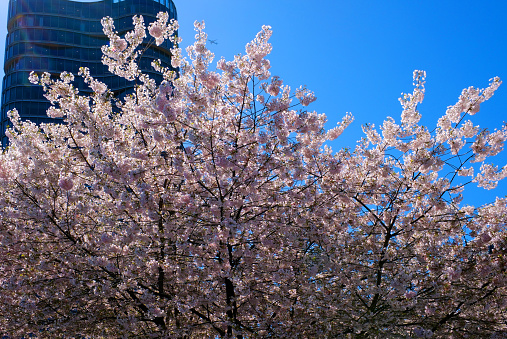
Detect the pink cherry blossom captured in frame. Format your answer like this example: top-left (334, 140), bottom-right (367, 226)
top-left (0, 13), bottom-right (506, 339)
top-left (58, 177), bottom-right (74, 191)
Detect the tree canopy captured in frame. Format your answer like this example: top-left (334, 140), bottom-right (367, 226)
top-left (0, 13), bottom-right (506, 338)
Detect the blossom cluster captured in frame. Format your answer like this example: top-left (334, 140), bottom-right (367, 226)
top-left (0, 13), bottom-right (506, 338)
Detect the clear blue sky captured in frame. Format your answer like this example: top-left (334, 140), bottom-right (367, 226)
top-left (1, 0), bottom-right (506, 205)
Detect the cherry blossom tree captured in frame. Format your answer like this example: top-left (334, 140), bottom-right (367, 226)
top-left (0, 12), bottom-right (506, 338)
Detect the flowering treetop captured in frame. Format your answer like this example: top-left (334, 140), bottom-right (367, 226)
top-left (0, 12), bottom-right (506, 338)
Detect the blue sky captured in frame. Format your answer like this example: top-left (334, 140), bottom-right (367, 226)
top-left (1, 0), bottom-right (506, 205)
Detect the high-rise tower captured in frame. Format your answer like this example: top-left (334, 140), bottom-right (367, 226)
top-left (1, 0), bottom-right (176, 147)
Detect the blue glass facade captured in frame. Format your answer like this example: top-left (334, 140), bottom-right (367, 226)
top-left (1, 0), bottom-right (177, 147)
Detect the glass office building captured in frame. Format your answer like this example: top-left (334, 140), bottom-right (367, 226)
top-left (1, 0), bottom-right (177, 147)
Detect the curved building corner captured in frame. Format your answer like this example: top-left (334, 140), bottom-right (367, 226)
top-left (1, 0), bottom-right (177, 147)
